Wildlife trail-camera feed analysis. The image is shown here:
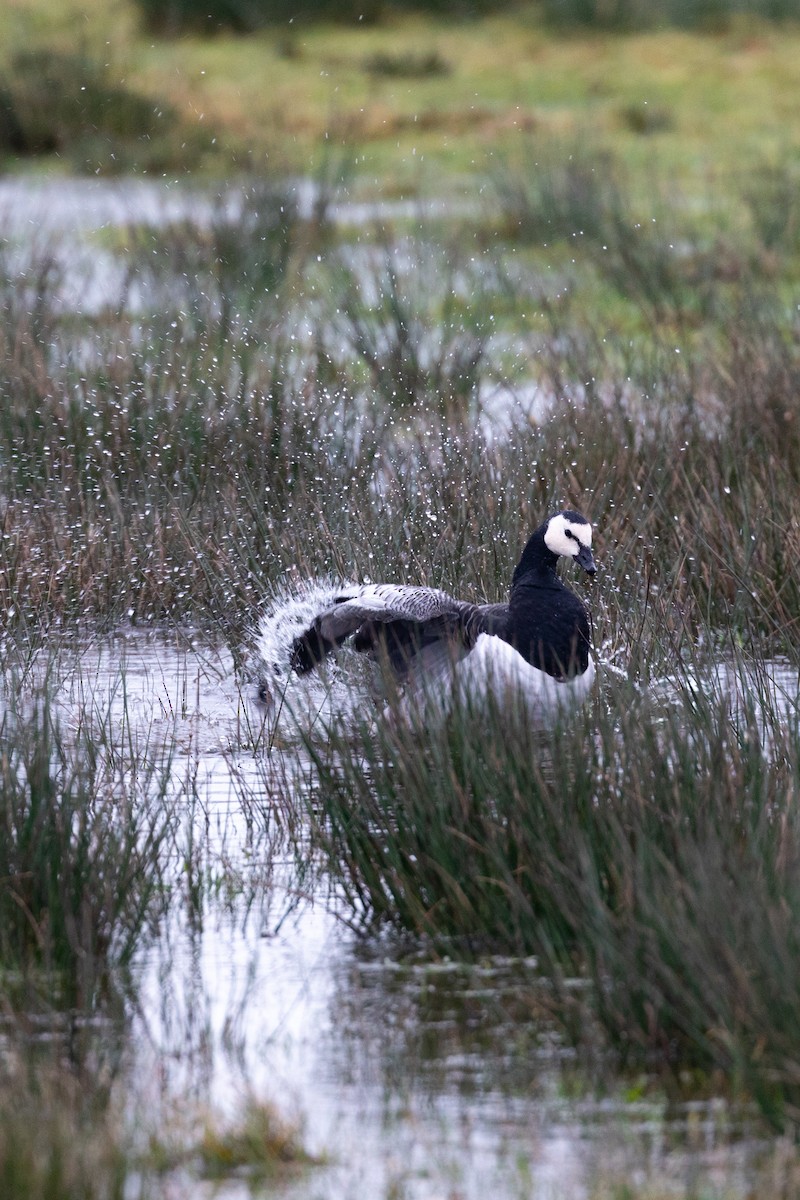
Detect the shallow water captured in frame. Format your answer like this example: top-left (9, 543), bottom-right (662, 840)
top-left (34, 628), bottom-right (783, 1199)
top-left (0, 177), bottom-right (466, 315)
top-left (0, 175), bottom-right (554, 431)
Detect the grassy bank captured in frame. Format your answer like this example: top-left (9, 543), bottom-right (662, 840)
top-left (1, 0), bottom-right (800, 184)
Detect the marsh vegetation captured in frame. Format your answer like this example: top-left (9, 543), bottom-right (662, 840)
top-left (2, 5), bottom-right (800, 1185)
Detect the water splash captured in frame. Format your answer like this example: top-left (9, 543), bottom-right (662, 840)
top-left (250, 576), bottom-right (369, 734)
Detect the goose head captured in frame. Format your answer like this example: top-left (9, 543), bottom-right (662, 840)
top-left (543, 510), bottom-right (596, 575)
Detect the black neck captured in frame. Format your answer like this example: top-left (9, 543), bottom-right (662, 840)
top-left (511, 526), bottom-right (559, 588)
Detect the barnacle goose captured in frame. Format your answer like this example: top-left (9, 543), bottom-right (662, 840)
top-left (269, 510), bottom-right (596, 720)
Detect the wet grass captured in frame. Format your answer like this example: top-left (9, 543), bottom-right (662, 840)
top-left (0, 1052), bottom-right (318, 1198)
top-left (0, 650), bottom-right (172, 1193)
top-left (302, 659), bottom-right (800, 1128)
top-left (0, 6), bottom-right (799, 1184)
top-left (0, 632), bottom-right (310, 1195)
top-left (194, 1097), bottom-right (318, 1180)
top-left (329, 235), bottom-right (492, 412)
top-left (145, 1090), bottom-right (317, 1181)
top-left (0, 1060), bottom-right (138, 1200)
top-left (0, 663), bottom-right (176, 1012)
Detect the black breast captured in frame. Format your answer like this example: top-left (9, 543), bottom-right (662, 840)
top-left (506, 579), bottom-right (591, 679)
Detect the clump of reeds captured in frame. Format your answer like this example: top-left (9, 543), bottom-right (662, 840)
top-left (491, 141), bottom-right (621, 244)
top-left (195, 1097), bottom-right (318, 1180)
top-left (327, 235), bottom-right (491, 415)
top-left (0, 1055), bottom-right (317, 1198)
top-left (300, 649), bottom-right (800, 1130)
top-left (0, 674), bottom-right (175, 1011)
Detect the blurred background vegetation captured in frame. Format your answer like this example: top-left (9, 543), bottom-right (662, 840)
top-left (0, 0), bottom-right (799, 185)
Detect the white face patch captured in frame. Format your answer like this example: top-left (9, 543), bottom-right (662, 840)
top-left (544, 512), bottom-right (592, 559)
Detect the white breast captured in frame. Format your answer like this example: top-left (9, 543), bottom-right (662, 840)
top-left (451, 633), bottom-right (596, 723)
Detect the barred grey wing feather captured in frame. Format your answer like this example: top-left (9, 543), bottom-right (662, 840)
top-left (318, 584), bottom-right (466, 642)
top-left (290, 583), bottom-right (484, 677)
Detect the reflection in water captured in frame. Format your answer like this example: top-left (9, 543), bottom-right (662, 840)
top-left (11, 630), bottom-right (788, 1198)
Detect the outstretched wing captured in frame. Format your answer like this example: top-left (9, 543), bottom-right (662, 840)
top-left (290, 584), bottom-right (485, 679)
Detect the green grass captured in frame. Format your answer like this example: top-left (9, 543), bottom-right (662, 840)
top-left (1, 0), bottom-right (800, 185)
